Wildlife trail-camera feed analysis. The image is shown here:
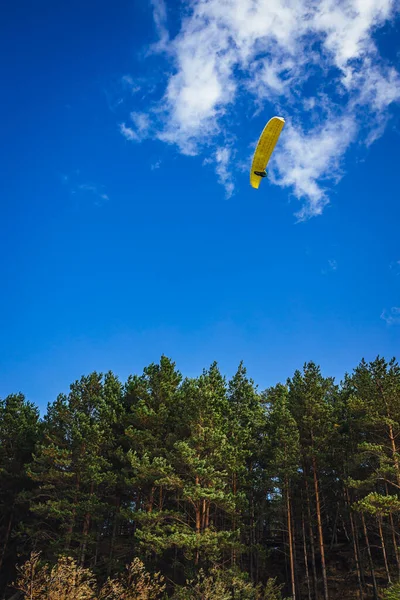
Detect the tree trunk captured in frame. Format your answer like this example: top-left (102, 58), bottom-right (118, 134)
top-left (292, 497), bottom-right (300, 600)
top-left (329, 503), bottom-right (339, 550)
top-left (232, 473), bottom-right (237, 566)
top-left (355, 516), bottom-right (366, 588)
top-left (354, 515), bottom-right (365, 588)
top-left (93, 524), bottom-right (101, 567)
top-left (312, 456), bottom-right (329, 600)
top-left (250, 484), bottom-right (255, 582)
top-left (65, 511), bottom-right (75, 551)
top-left (195, 476), bottom-right (200, 565)
top-left (284, 514), bottom-right (289, 587)
top-left (205, 502), bottom-right (210, 529)
top-left (80, 482), bottom-right (94, 567)
top-left (80, 515), bottom-right (91, 567)
top-left (388, 423), bottom-right (400, 489)
top-left (195, 506), bottom-right (201, 534)
top-left (346, 488), bottom-right (364, 599)
top-left (148, 487), bottom-right (155, 513)
top-left (65, 476), bottom-right (80, 551)
top-left (389, 511), bottom-right (400, 581)
top-left (0, 506), bottom-right (14, 572)
top-left (378, 516), bottom-right (391, 584)
top-left (302, 508), bottom-right (312, 600)
top-left (107, 496), bottom-right (120, 576)
top-left (201, 498), bottom-right (207, 533)
top-left (255, 515), bottom-right (260, 583)
top-left (305, 477), bottom-right (318, 599)
top-left (385, 482), bottom-right (400, 580)
top-left (286, 479), bottom-right (296, 600)
top-left (361, 513), bottom-right (378, 600)
top-left (378, 378), bottom-right (400, 489)
top-left (195, 477), bottom-right (201, 532)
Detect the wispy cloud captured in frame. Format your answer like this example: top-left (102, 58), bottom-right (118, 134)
top-left (329, 259), bottom-right (338, 271)
top-left (120, 111), bottom-right (151, 143)
top-left (104, 75), bottom-right (142, 113)
top-left (120, 122), bottom-right (138, 141)
top-left (389, 260), bottom-right (400, 275)
top-left (215, 147), bottom-right (235, 198)
top-left (321, 258), bottom-right (338, 275)
top-left (61, 173), bottom-right (109, 206)
top-left (76, 184), bottom-right (109, 205)
top-left (121, 74), bottom-right (141, 95)
top-left (148, 0), bottom-right (169, 52)
top-left (119, 0), bottom-right (400, 216)
top-left (381, 306), bottom-right (400, 325)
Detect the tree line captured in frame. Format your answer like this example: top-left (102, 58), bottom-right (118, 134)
top-left (0, 356), bottom-right (399, 599)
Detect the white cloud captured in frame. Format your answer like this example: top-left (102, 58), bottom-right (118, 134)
top-left (381, 306), bottom-right (400, 325)
top-left (215, 147), bottom-right (235, 198)
top-left (272, 115), bottom-right (357, 218)
top-left (312, 0), bottom-right (395, 70)
top-left (149, 0), bottom-right (169, 52)
top-left (120, 122), bottom-right (139, 141)
top-left (119, 113), bottom-right (150, 142)
top-left (131, 111), bottom-right (150, 135)
top-left (120, 0), bottom-right (400, 216)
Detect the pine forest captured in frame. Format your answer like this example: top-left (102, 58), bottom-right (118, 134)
top-left (1, 356), bottom-right (400, 600)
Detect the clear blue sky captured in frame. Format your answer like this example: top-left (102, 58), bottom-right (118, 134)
top-left (1, 0), bottom-right (399, 412)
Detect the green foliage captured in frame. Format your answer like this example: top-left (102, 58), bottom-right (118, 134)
top-left (172, 569), bottom-right (232, 600)
top-left (265, 384), bottom-right (300, 483)
top-left (353, 492), bottom-right (400, 516)
top-left (287, 362), bottom-right (337, 461)
top-left (172, 569), bottom-right (287, 600)
top-left (22, 373), bottom-right (121, 561)
top-left (1, 355), bottom-right (400, 600)
top-left (0, 393), bottom-right (40, 576)
top-left (383, 583), bottom-right (400, 600)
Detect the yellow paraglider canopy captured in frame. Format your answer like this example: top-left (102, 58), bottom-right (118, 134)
top-left (250, 116), bottom-right (285, 189)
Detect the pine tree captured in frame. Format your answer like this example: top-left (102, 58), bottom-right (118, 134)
top-left (227, 362), bottom-right (265, 572)
top-left (2, 355), bottom-right (400, 599)
top-left (25, 373), bottom-right (119, 565)
top-left (346, 357), bottom-right (400, 588)
top-left (265, 384), bottom-right (300, 600)
top-left (288, 363), bottom-right (336, 600)
top-left (130, 363), bottom-right (239, 574)
top-left (0, 393), bottom-right (39, 591)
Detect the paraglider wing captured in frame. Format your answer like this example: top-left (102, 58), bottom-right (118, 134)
top-left (250, 116), bottom-right (285, 189)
